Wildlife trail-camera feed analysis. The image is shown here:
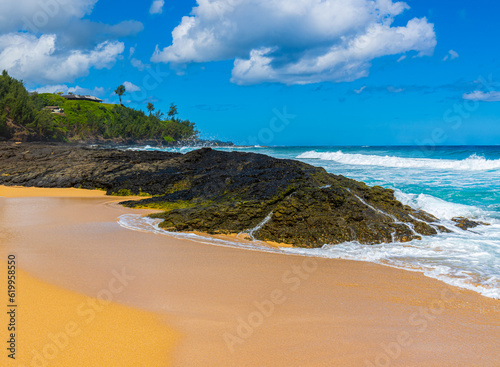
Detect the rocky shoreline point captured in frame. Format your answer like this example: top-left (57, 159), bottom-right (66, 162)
top-left (0, 142), bottom-right (485, 247)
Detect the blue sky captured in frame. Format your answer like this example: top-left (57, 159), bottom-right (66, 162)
top-left (1, 0), bottom-right (499, 145)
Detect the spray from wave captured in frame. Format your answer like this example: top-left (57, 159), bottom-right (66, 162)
top-left (296, 151), bottom-right (500, 171)
top-left (126, 145), bottom-right (265, 154)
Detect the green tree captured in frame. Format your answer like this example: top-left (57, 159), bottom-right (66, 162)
top-left (0, 70), bottom-right (38, 139)
top-left (0, 72), bottom-right (198, 143)
top-left (114, 85), bottom-right (126, 106)
top-left (167, 103), bottom-right (178, 120)
top-left (153, 110), bottom-right (164, 120)
top-left (147, 102), bottom-right (155, 115)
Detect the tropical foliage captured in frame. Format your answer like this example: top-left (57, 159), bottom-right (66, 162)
top-left (0, 71), bottom-right (198, 142)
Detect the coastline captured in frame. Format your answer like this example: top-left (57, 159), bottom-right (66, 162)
top-left (1, 186), bottom-right (499, 366)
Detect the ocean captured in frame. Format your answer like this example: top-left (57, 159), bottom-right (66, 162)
top-left (120, 145), bottom-right (500, 299)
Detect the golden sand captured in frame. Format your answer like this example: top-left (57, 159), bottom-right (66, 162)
top-left (0, 186), bottom-right (177, 366)
top-left (0, 186), bottom-right (109, 198)
top-left (1, 186), bottom-right (499, 366)
top-left (0, 264), bottom-right (179, 367)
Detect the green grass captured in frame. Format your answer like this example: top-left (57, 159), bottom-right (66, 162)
top-left (0, 70), bottom-right (198, 142)
top-left (28, 93), bottom-right (198, 142)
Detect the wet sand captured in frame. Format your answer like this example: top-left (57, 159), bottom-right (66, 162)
top-left (0, 186), bottom-right (499, 366)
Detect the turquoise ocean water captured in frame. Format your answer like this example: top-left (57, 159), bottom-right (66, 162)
top-left (120, 145), bottom-right (500, 299)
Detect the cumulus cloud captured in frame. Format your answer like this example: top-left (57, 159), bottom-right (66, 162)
top-left (0, 0), bottom-right (143, 85)
top-left (102, 20), bottom-right (144, 39)
top-left (123, 81), bottom-right (141, 92)
top-left (463, 91), bottom-right (500, 102)
top-left (0, 33), bottom-right (124, 84)
top-left (443, 49), bottom-right (459, 61)
top-left (152, 0), bottom-right (436, 85)
top-left (45, 19), bottom-right (142, 50)
top-left (0, 0), bottom-right (142, 45)
top-left (32, 84), bottom-right (105, 96)
top-left (150, 0), bottom-right (165, 14)
top-left (0, 0), bottom-right (97, 33)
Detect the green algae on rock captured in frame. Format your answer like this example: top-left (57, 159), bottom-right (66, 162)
top-left (0, 143), bottom-right (453, 247)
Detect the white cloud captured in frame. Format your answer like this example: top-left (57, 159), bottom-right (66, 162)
top-left (0, 0), bottom-right (142, 45)
top-left (0, 0), bottom-right (143, 85)
top-left (463, 91), bottom-right (500, 102)
top-left (354, 86), bottom-right (366, 94)
top-left (32, 84), bottom-right (105, 96)
top-left (129, 47), bottom-right (136, 58)
top-left (397, 55), bottom-right (407, 62)
top-left (0, 33), bottom-right (124, 84)
top-left (388, 86), bottom-right (404, 93)
top-left (0, 0), bottom-right (97, 33)
top-left (152, 0), bottom-right (436, 85)
top-left (131, 58), bottom-right (148, 71)
top-left (150, 0), bottom-right (165, 14)
top-left (443, 49), bottom-right (459, 61)
top-left (103, 21), bottom-right (143, 39)
top-left (123, 81), bottom-right (141, 92)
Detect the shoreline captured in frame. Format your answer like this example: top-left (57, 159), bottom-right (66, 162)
top-left (118, 212), bottom-right (500, 300)
top-left (1, 186), bottom-right (499, 366)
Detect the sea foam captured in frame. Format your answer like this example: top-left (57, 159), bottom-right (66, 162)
top-left (296, 151), bottom-right (500, 171)
top-left (116, 145), bottom-right (500, 299)
top-left (118, 191), bottom-right (500, 299)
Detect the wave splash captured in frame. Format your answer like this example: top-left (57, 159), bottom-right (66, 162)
top-left (296, 151), bottom-right (500, 171)
top-left (118, 191), bottom-right (500, 299)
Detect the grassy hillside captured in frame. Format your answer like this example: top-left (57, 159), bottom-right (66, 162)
top-left (0, 70), bottom-right (198, 143)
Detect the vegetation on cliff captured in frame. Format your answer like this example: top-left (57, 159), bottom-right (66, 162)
top-left (0, 71), bottom-right (198, 143)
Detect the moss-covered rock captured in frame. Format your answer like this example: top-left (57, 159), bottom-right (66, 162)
top-left (0, 143), bottom-right (456, 247)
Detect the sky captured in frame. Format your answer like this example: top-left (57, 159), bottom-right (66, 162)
top-left (1, 0), bottom-right (499, 146)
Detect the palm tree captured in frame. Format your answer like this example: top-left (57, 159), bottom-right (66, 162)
top-left (147, 102), bottom-right (155, 115)
top-left (114, 85), bottom-right (126, 106)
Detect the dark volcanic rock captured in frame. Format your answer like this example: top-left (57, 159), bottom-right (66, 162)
top-left (0, 142), bottom-right (448, 247)
top-left (452, 217), bottom-right (489, 230)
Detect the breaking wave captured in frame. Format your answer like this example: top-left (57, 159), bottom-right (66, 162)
top-left (296, 151), bottom-right (500, 171)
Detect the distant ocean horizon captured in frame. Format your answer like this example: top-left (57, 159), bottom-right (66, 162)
top-left (121, 145), bottom-right (500, 299)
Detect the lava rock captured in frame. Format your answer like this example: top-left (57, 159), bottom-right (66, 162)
top-left (0, 142), bottom-right (449, 247)
top-left (452, 217), bottom-right (489, 230)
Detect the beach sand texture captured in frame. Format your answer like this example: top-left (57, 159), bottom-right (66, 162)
top-left (0, 186), bottom-right (499, 366)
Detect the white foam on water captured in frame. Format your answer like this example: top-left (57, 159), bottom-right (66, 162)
top-left (118, 192), bottom-right (500, 299)
top-left (394, 190), bottom-right (489, 221)
top-left (114, 146), bottom-right (500, 299)
top-left (317, 230), bottom-right (500, 299)
top-left (247, 211), bottom-right (274, 240)
top-left (117, 214), bottom-right (286, 254)
top-left (126, 145), bottom-right (199, 153)
top-left (297, 151), bottom-right (500, 171)
top-left (125, 145), bottom-right (264, 154)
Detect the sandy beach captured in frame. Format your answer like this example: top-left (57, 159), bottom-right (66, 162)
top-left (1, 185), bottom-right (499, 366)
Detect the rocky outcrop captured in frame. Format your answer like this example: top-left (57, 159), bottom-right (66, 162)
top-left (0, 142), bottom-right (456, 247)
top-left (452, 217), bottom-right (489, 230)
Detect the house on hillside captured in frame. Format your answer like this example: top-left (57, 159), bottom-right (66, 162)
top-left (43, 106), bottom-right (65, 114)
top-left (61, 94), bottom-right (103, 103)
